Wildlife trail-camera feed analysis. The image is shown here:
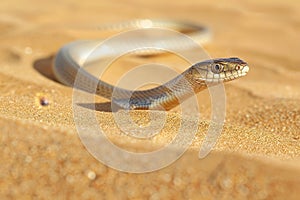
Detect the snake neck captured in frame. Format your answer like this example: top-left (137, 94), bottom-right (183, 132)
top-left (73, 63), bottom-right (209, 110)
top-left (110, 69), bottom-right (208, 110)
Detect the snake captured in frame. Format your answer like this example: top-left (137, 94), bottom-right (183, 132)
top-left (53, 19), bottom-right (249, 110)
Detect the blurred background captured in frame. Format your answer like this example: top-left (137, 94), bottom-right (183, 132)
top-left (0, 0), bottom-right (299, 199)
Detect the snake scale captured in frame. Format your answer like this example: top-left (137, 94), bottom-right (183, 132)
top-left (53, 19), bottom-right (249, 110)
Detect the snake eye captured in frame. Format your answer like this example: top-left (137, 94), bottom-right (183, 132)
top-left (212, 63), bottom-right (223, 73)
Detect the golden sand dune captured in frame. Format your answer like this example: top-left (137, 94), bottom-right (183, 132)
top-left (0, 0), bottom-right (299, 199)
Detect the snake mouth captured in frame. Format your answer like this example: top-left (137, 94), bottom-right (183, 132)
top-left (209, 65), bottom-right (249, 82)
top-left (234, 65), bottom-right (249, 77)
top-left (241, 65), bottom-right (249, 74)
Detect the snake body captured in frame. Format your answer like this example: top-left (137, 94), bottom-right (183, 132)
top-left (53, 19), bottom-right (249, 110)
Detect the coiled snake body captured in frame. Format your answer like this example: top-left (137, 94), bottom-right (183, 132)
top-left (53, 19), bottom-right (249, 110)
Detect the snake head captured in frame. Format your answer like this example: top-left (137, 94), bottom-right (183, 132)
top-left (192, 57), bottom-right (249, 84)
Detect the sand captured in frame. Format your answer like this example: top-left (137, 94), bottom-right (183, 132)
top-left (0, 0), bottom-right (300, 199)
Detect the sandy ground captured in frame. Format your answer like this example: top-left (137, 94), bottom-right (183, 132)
top-left (1, 0), bottom-right (300, 199)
